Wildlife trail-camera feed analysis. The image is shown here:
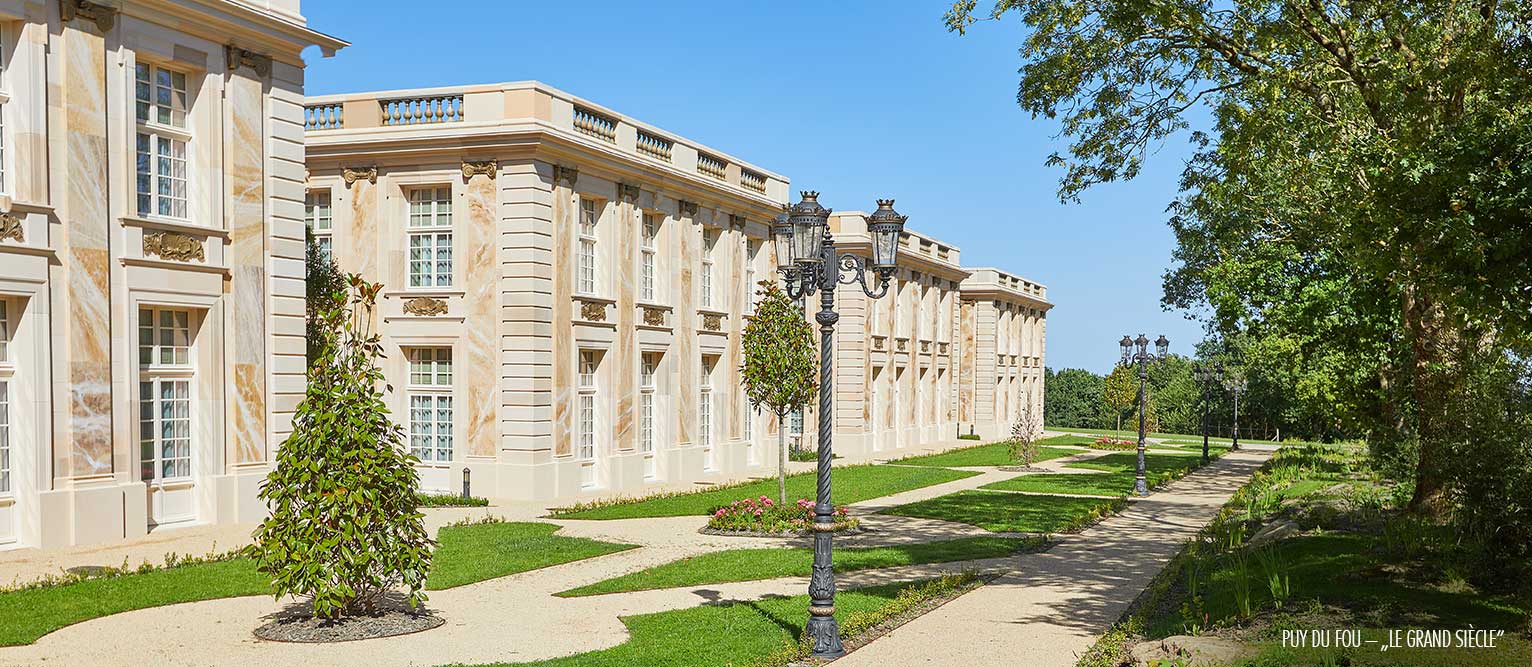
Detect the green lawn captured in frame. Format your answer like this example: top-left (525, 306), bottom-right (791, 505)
top-left (1049, 425), bottom-right (1318, 447)
top-left (557, 536), bottom-right (1036, 597)
top-left (427, 521), bottom-right (638, 590)
top-left (882, 491), bottom-right (1127, 533)
top-left (465, 579), bottom-right (958, 667)
top-left (893, 444), bottom-right (1079, 468)
top-left (1065, 451), bottom-right (1210, 476)
top-left (0, 559), bottom-right (269, 647)
top-left (0, 520), bottom-right (633, 646)
top-left (981, 472), bottom-right (1137, 497)
top-left (549, 465), bottom-right (977, 520)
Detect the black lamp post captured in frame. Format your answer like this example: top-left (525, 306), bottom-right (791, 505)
top-left (775, 192), bottom-right (906, 658)
top-left (1193, 363), bottom-right (1223, 464)
top-left (1225, 375), bottom-right (1247, 450)
top-left (1118, 333), bottom-right (1170, 496)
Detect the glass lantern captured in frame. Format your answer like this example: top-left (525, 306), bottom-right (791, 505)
top-left (790, 191), bottom-right (829, 265)
top-left (866, 199), bottom-right (908, 272)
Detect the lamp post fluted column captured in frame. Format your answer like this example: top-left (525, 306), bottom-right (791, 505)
top-left (1119, 334), bottom-right (1170, 497)
top-left (777, 193), bottom-right (905, 659)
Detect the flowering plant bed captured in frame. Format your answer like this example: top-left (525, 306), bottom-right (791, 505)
top-left (1091, 436), bottom-right (1137, 450)
top-left (702, 496), bottom-right (861, 536)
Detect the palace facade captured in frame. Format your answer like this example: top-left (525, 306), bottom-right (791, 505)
top-left (303, 82), bottom-right (1053, 501)
top-left (0, 0), bottom-right (343, 549)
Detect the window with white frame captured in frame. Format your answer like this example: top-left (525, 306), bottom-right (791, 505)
top-left (743, 399), bottom-right (754, 440)
top-left (305, 190), bottom-right (333, 260)
top-left (641, 213), bottom-right (659, 302)
top-left (788, 408), bottom-right (804, 438)
top-left (0, 25), bottom-right (9, 195)
top-left (744, 239), bottom-right (758, 314)
top-left (700, 229), bottom-right (716, 309)
top-left (0, 299), bottom-right (9, 494)
top-left (640, 353), bottom-right (658, 453)
top-left (138, 308), bottom-right (192, 482)
top-left (407, 348), bottom-right (453, 463)
top-left (134, 62), bottom-right (189, 219)
top-left (407, 187), bottom-right (452, 287)
top-left (578, 198), bottom-right (599, 295)
top-left (578, 350), bottom-right (599, 462)
top-left (699, 356), bottom-right (715, 447)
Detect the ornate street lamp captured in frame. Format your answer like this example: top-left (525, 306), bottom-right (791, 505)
top-left (1193, 363), bottom-right (1223, 464)
top-left (777, 192), bottom-right (906, 658)
top-left (1224, 375), bottom-right (1248, 450)
top-left (1117, 333), bottom-right (1171, 496)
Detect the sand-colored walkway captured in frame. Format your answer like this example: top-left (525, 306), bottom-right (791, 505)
top-left (833, 448), bottom-right (1272, 667)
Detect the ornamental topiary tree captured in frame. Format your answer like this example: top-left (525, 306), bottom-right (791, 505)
top-left (250, 274), bottom-right (433, 618)
top-left (741, 280), bottom-right (818, 506)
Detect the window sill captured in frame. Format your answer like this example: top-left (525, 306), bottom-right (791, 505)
top-left (136, 120), bottom-right (193, 142)
top-left (120, 216), bottom-right (229, 240)
top-left (386, 288), bottom-right (466, 299)
top-left (120, 256), bottom-right (229, 276)
top-left (575, 294), bottom-right (617, 306)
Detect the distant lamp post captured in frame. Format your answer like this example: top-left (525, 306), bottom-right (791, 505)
top-left (1118, 333), bottom-right (1170, 496)
top-left (1224, 375), bottom-right (1248, 450)
top-left (1193, 363), bottom-right (1223, 464)
top-left (777, 192), bottom-right (906, 658)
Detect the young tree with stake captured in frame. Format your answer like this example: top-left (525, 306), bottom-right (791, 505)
top-left (741, 280), bottom-right (818, 505)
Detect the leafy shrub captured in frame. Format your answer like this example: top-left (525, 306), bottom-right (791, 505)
top-left (957, 433), bottom-right (982, 441)
top-left (707, 496), bottom-right (857, 534)
top-left (249, 275), bottom-right (433, 618)
top-left (417, 493), bottom-right (490, 508)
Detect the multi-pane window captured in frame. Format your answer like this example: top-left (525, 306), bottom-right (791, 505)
top-left (743, 401), bottom-right (754, 440)
top-left (700, 229), bottom-right (716, 309)
top-left (641, 213), bottom-right (659, 302)
top-left (138, 307), bottom-right (192, 482)
top-left (134, 63), bottom-right (189, 219)
top-left (699, 357), bottom-right (715, 447)
top-left (305, 190), bottom-right (333, 260)
top-left (0, 27), bottom-right (8, 194)
top-left (407, 348), bottom-right (453, 463)
top-left (579, 198), bottom-right (599, 294)
top-left (640, 353), bottom-right (657, 453)
top-left (744, 239), bottom-right (758, 314)
top-left (788, 409), bottom-right (804, 437)
top-left (578, 351), bottom-right (598, 461)
top-left (408, 187), bottom-right (453, 287)
top-left (0, 300), bottom-right (8, 494)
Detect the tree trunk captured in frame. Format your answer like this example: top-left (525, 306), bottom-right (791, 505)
top-left (1401, 285), bottom-right (1452, 515)
top-left (778, 410), bottom-right (788, 506)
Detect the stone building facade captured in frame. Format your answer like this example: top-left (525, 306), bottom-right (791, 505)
top-left (304, 82), bottom-right (1052, 501)
top-left (0, 0), bottom-right (343, 549)
top-left (958, 268), bottom-right (1053, 440)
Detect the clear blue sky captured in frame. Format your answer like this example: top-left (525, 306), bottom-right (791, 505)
top-left (300, 0), bottom-right (1207, 375)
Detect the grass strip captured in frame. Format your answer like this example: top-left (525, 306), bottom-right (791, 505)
top-left (557, 536), bottom-right (1037, 597)
top-left (883, 491), bottom-right (1128, 534)
top-left (426, 520), bottom-right (638, 590)
top-left (892, 435), bottom-right (1091, 467)
top-left (548, 465), bottom-right (977, 520)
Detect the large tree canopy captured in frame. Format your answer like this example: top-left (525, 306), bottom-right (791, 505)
top-left (948, 0), bottom-right (1532, 510)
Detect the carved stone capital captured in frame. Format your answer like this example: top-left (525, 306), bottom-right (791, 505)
top-left (225, 46), bottom-right (272, 78)
top-left (618, 183), bottom-right (641, 202)
top-left (403, 297), bottom-right (448, 316)
top-left (552, 165), bottom-right (579, 186)
top-left (0, 214), bottom-right (22, 243)
top-left (678, 200), bottom-right (699, 217)
top-left (461, 159), bottom-right (497, 182)
top-left (342, 166), bottom-right (377, 187)
top-left (143, 232), bottom-right (206, 263)
top-left (60, 0), bottom-right (116, 32)
top-left (642, 307), bottom-right (666, 327)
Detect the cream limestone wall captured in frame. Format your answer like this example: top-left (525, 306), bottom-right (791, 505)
top-left (305, 83), bottom-right (789, 500)
top-left (0, 0), bottom-right (343, 549)
top-left (958, 268), bottom-right (1052, 440)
